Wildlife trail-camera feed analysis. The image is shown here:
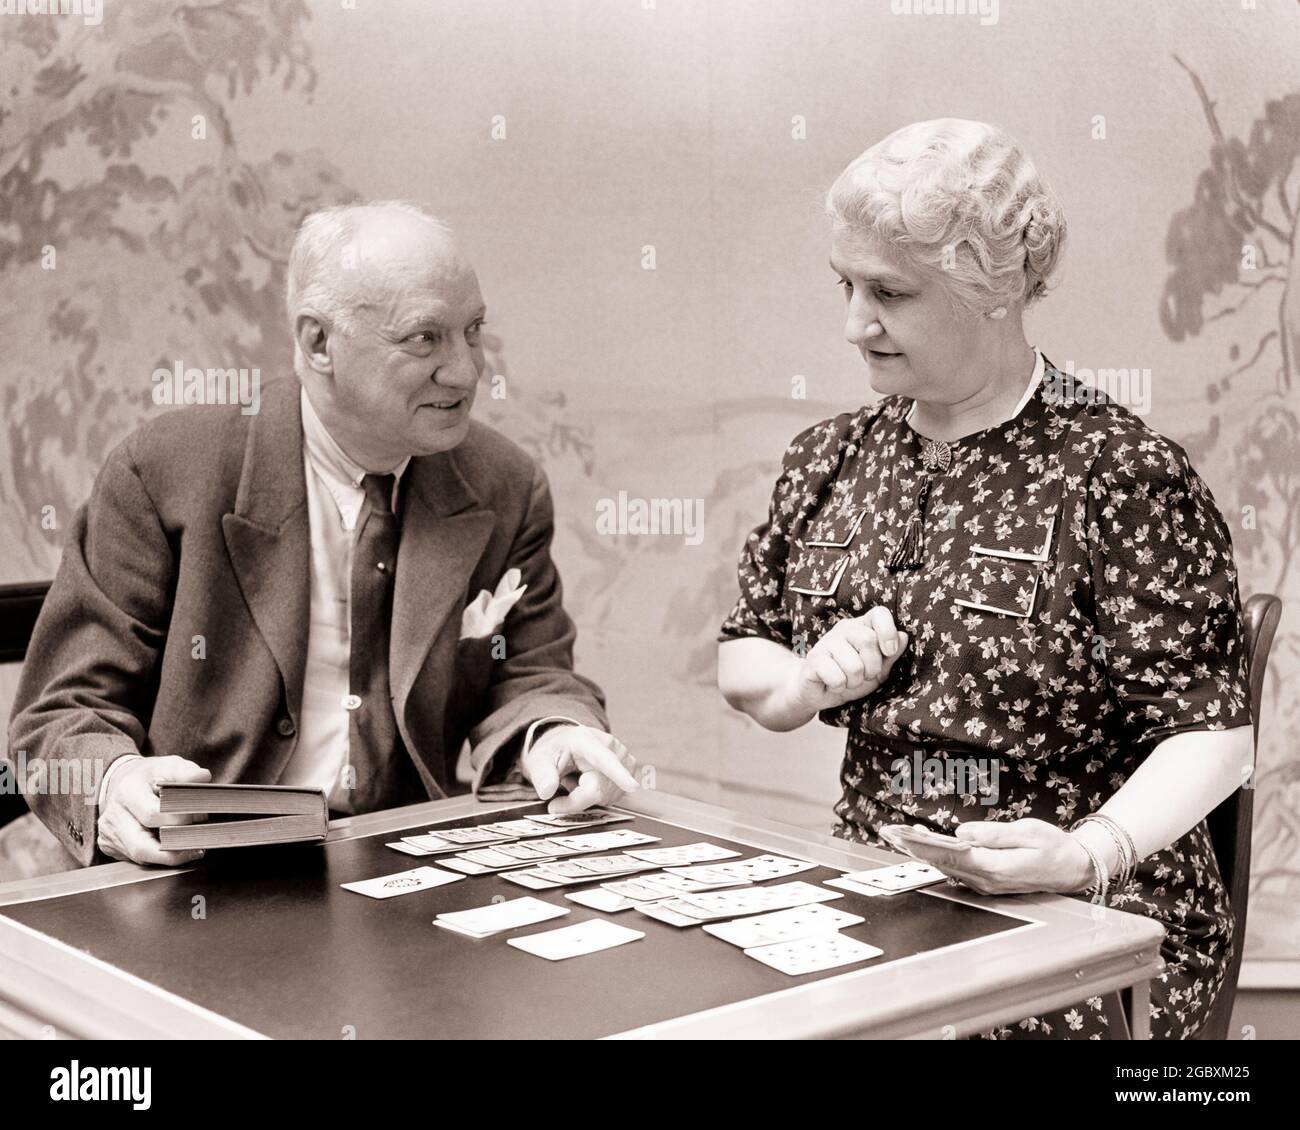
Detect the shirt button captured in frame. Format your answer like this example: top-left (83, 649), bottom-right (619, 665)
top-left (376, 561), bottom-right (388, 573)
top-left (277, 716), bottom-right (296, 737)
top-left (342, 694), bottom-right (362, 711)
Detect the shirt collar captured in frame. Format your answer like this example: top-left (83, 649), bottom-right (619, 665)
top-left (1012, 345), bottom-right (1046, 418)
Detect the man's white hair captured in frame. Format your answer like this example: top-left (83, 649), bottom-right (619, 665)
top-left (826, 119), bottom-right (1067, 313)
top-left (285, 200), bottom-right (454, 337)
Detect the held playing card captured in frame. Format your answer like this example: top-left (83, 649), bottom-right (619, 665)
top-left (506, 918), bottom-right (644, 960)
top-left (878, 824), bottom-right (972, 855)
top-left (702, 904), bottom-right (866, 949)
top-left (744, 933), bottom-right (884, 976)
top-left (340, 866), bottom-right (464, 899)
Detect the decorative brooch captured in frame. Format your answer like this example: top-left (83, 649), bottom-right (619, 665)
top-left (919, 438), bottom-right (953, 473)
top-left (888, 439), bottom-right (955, 571)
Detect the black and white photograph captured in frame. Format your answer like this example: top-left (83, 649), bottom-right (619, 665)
top-left (0, 0), bottom-right (1296, 1091)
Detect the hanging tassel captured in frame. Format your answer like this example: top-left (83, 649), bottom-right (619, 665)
top-left (887, 476), bottom-right (932, 571)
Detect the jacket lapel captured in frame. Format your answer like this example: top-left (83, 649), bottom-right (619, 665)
top-left (220, 380), bottom-right (311, 773)
top-left (390, 451), bottom-right (496, 713)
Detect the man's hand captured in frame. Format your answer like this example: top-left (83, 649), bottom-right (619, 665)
top-left (97, 755), bottom-right (213, 866)
top-left (520, 725), bottom-right (639, 814)
top-left (786, 607), bottom-right (910, 714)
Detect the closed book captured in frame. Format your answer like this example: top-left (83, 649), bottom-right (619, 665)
top-left (157, 784), bottom-right (328, 849)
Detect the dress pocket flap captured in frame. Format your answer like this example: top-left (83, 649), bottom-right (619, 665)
top-left (805, 506), bottom-right (868, 548)
top-left (788, 547), bottom-right (851, 598)
top-left (953, 552), bottom-right (1042, 618)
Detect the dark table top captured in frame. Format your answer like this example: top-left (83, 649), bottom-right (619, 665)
top-left (0, 802), bottom-right (1037, 1039)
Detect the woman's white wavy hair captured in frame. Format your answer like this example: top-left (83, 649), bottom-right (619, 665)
top-left (826, 119), bottom-right (1066, 313)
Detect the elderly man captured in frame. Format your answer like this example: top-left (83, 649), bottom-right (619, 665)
top-left (6, 200), bottom-right (635, 870)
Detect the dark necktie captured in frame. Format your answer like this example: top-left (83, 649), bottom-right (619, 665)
top-left (344, 473), bottom-right (406, 813)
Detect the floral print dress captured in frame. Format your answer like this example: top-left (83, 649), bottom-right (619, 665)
top-left (719, 350), bottom-right (1253, 1039)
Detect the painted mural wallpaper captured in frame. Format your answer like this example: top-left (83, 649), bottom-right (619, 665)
top-left (0, 2), bottom-right (1296, 974)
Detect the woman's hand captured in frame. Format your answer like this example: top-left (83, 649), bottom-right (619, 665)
top-left (895, 818), bottom-right (1096, 896)
top-left (785, 607), bottom-right (910, 714)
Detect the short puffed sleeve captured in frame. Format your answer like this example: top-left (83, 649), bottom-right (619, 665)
top-left (1085, 431), bottom-right (1253, 748)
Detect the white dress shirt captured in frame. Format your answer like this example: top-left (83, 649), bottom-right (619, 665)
top-left (277, 388), bottom-right (410, 807)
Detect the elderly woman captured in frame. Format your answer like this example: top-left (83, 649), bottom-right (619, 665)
top-left (717, 119), bottom-right (1254, 1040)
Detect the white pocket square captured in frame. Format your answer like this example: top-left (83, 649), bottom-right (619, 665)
top-left (460, 567), bottom-right (527, 641)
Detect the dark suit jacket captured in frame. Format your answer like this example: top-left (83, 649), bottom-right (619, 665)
top-left (8, 378), bottom-right (607, 866)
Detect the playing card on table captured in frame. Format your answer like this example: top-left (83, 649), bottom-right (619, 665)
top-left (490, 841), bottom-right (560, 862)
top-left (399, 834), bottom-right (460, 854)
top-left (635, 873), bottom-right (750, 895)
top-left (426, 826), bottom-right (512, 845)
top-left (565, 888), bottom-right (639, 913)
top-left (521, 838), bottom-right (581, 858)
top-left (703, 904), bottom-right (865, 949)
top-left (528, 808), bottom-right (633, 829)
top-left (667, 855), bottom-right (816, 884)
top-left (439, 857), bottom-right (492, 875)
top-left (340, 866), bottom-right (464, 899)
top-left (435, 896), bottom-right (569, 938)
top-left (842, 861), bottom-right (946, 893)
top-left (441, 849), bottom-right (555, 875)
top-left (507, 918), bottom-right (644, 960)
top-left (547, 829), bottom-right (660, 852)
top-left (624, 842), bottom-right (742, 866)
top-left (479, 819), bottom-right (557, 839)
top-left (635, 899), bottom-right (708, 927)
top-left (533, 860), bottom-right (605, 880)
top-left (533, 856), bottom-right (650, 884)
top-left (501, 868), bottom-right (564, 890)
top-left (601, 879), bottom-right (675, 902)
top-left (744, 933), bottom-right (883, 976)
top-left (675, 881), bottom-right (842, 920)
top-left (386, 841), bottom-right (435, 856)
top-left (825, 876), bottom-right (892, 898)
top-left (568, 854), bottom-right (657, 876)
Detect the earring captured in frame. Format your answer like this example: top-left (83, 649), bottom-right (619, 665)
top-left (986, 307), bottom-right (1007, 320)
